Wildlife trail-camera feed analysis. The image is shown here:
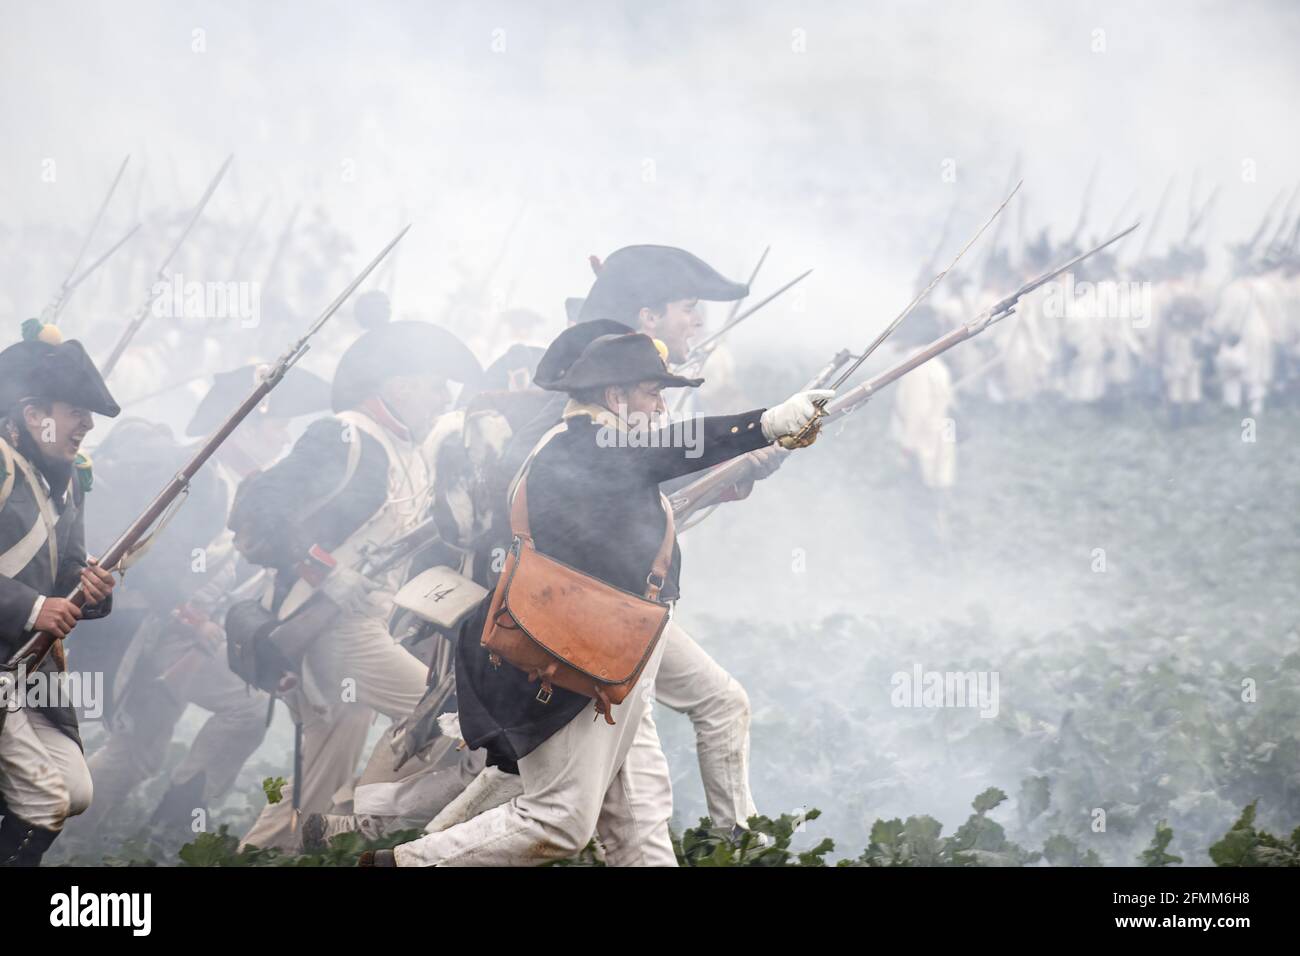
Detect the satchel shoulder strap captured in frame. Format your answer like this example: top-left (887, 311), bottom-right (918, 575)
top-left (508, 423), bottom-right (675, 602)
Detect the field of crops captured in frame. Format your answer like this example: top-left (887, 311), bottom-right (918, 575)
top-left (49, 382), bottom-right (1300, 866)
top-left (665, 380), bottom-right (1300, 866)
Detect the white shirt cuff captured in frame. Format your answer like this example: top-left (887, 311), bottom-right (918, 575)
top-left (25, 595), bottom-right (45, 632)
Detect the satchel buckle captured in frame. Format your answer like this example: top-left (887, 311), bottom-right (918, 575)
top-left (535, 686), bottom-right (552, 705)
top-left (645, 571), bottom-right (665, 594)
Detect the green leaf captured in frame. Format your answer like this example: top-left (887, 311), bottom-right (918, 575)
top-left (1138, 819), bottom-right (1183, 867)
top-left (261, 776), bottom-right (287, 805)
top-left (972, 787), bottom-right (1008, 815)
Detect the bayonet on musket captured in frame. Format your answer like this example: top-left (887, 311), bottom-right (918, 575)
top-left (1068, 159), bottom-right (1101, 245)
top-left (1135, 174), bottom-right (1175, 263)
top-left (100, 154), bottom-right (234, 378)
top-left (668, 223), bottom-right (1142, 523)
top-left (43, 222), bottom-right (142, 322)
top-left (681, 267), bottom-right (814, 367)
top-left (776, 179), bottom-right (1024, 450)
top-left (41, 155), bottom-right (133, 321)
top-left (1266, 181), bottom-right (1300, 254)
top-left (229, 195), bottom-right (271, 278)
top-left (670, 261), bottom-right (811, 414)
top-left (977, 155), bottom-right (1021, 281)
top-left (261, 202), bottom-right (301, 291)
top-left (725, 246), bottom-right (770, 327)
top-left (824, 222), bottom-right (1141, 422)
top-left (1186, 185), bottom-right (1220, 244)
top-left (0, 225), bottom-right (411, 688)
top-left (1237, 188), bottom-right (1282, 258)
top-left (667, 347), bottom-right (852, 521)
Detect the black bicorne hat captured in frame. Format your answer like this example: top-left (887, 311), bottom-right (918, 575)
top-left (532, 319), bottom-right (633, 390)
top-left (186, 365), bottom-right (332, 437)
top-left (577, 245), bottom-right (748, 323)
top-left (0, 333), bottom-right (120, 418)
top-left (331, 321), bottom-right (482, 413)
top-left (542, 333), bottom-right (703, 394)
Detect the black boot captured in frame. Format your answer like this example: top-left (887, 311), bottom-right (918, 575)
top-left (0, 813), bottom-right (61, 867)
top-left (150, 771), bottom-right (207, 830)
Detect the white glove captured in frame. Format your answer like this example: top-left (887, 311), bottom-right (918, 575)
top-left (760, 389), bottom-right (835, 441)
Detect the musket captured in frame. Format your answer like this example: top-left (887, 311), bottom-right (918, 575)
top-left (370, 208), bottom-right (408, 299)
top-left (1135, 174), bottom-right (1175, 262)
top-left (668, 348), bottom-right (852, 522)
top-left (480, 203), bottom-right (528, 300)
top-left (723, 246), bottom-right (770, 327)
top-left (100, 154), bottom-right (234, 378)
top-left (670, 224), bottom-right (1140, 521)
top-left (1266, 181), bottom-right (1300, 253)
top-left (229, 195), bottom-right (270, 278)
top-left (42, 222), bottom-right (142, 322)
top-left (976, 155), bottom-right (1021, 281)
top-left (1186, 168), bottom-right (1201, 236)
top-left (291, 720), bottom-right (305, 828)
top-left (679, 268), bottom-right (814, 367)
top-left (0, 225), bottom-right (411, 691)
top-left (917, 200), bottom-right (958, 292)
top-left (55, 156), bottom-right (130, 303)
top-left (777, 180), bottom-right (1023, 449)
top-left (671, 263), bottom-right (810, 413)
top-left (1105, 188), bottom-right (1139, 237)
top-left (356, 517), bottom-right (444, 577)
top-left (823, 222), bottom-right (1140, 423)
top-left (1068, 158), bottom-right (1101, 245)
top-left (261, 202), bottom-right (301, 292)
top-left (1236, 187), bottom-right (1283, 259)
top-left (1185, 185), bottom-right (1220, 243)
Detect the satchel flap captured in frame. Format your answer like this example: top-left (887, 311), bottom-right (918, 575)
top-left (395, 565), bottom-right (489, 629)
top-left (501, 544), bottom-right (669, 685)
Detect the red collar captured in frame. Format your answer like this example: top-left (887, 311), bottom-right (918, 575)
top-left (358, 397), bottom-right (413, 442)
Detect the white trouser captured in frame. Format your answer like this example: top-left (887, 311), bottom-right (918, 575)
top-left (352, 737), bottom-right (485, 824)
top-left (82, 635), bottom-right (268, 827)
top-left (393, 629), bottom-right (676, 867)
top-left (0, 707), bottom-right (93, 830)
top-left (655, 624), bottom-right (757, 831)
top-left (239, 609), bottom-right (427, 850)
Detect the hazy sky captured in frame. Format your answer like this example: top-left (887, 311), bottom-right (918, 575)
top-left (3, 0), bottom-right (1297, 352)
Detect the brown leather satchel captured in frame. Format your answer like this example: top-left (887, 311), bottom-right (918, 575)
top-left (480, 474), bottom-right (674, 725)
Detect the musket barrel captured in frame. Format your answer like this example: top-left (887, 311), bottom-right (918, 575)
top-left (825, 324), bottom-right (972, 421)
top-left (4, 226), bottom-right (410, 677)
top-left (669, 347), bottom-right (850, 520)
top-left (100, 155), bottom-right (233, 378)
